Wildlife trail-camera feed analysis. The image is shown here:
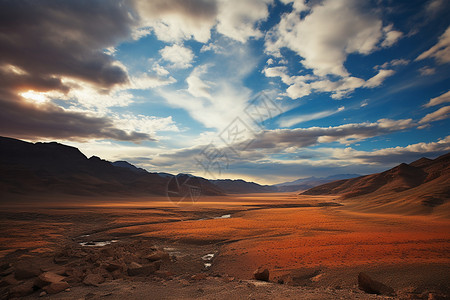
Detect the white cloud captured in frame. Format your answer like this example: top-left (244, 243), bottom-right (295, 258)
top-left (418, 66), bottom-right (436, 76)
top-left (279, 106), bottom-right (344, 127)
top-left (216, 0), bottom-right (273, 43)
top-left (364, 69), bottom-right (395, 88)
top-left (265, 0), bottom-right (401, 77)
top-left (134, 0), bottom-right (273, 44)
top-left (416, 25), bottom-right (450, 64)
top-left (130, 73), bottom-right (176, 89)
top-left (419, 106), bottom-right (450, 124)
top-left (160, 44), bottom-right (195, 69)
top-left (113, 114), bottom-right (180, 138)
top-left (375, 59), bottom-right (409, 69)
top-left (424, 90), bottom-right (450, 107)
top-left (263, 66), bottom-right (394, 99)
top-left (381, 24), bottom-right (403, 47)
top-left (134, 0), bottom-right (217, 43)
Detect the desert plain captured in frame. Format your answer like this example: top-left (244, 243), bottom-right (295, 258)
top-left (0, 192), bottom-right (449, 299)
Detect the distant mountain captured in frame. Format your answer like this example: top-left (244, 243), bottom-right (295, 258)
top-left (0, 136), bottom-right (224, 198)
top-left (211, 179), bottom-right (277, 194)
top-left (112, 161), bottom-right (147, 173)
top-left (301, 153), bottom-right (450, 215)
top-left (275, 174), bottom-right (360, 192)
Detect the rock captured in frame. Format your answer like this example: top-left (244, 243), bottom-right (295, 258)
top-left (83, 274), bottom-right (105, 286)
top-left (14, 262), bottom-right (41, 280)
top-left (39, 291), bottom-right (47, 297)
top-left (0, 274), bottom-right (20, 287)
top-left (146, 250), bottom-right (170, 262)
top-left (0, 266), bottom-right (13, 277)
top-left (358, 272), bottom-right (395, 296)
top-left (253, 267), bottom-right (270, 282)
top-left (9, 281), bottom-right (35, 297)
top-left (44, 281), bottom-right (70, 294)
top-left (191, 273), bottom-right (207, 281)
top-left (0, 263), bottom-right (11, 271)
top-left (179, 279), bottom-right (190, 286)
top-left (41, 264), bottom-right (67, 276)
top-left (34, 271), bottom-right (66, 288)
top-left (105, 262), bottom-right (122, 272)
top-left (127, 261), bottom-right (160, 276)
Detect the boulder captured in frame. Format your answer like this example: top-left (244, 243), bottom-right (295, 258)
top-left (105, 262), bottom-right (122, 272)
top-left (146, 250), bottom-right (170, 262)
top-left (9, 281), bottom-right (35, 297)
top-left (34, 271), bottom-right (66, 288)
top-left (14, 262), bottom-right (41, 280)
top-left (358, 272), bottom-right (395, 296)
top-left (0, 274), bottom-right (20, 287)
top-left (44, 281), bottom-right (70, 294)
top-left (83, 274), bottom-right (105, 286)
top-left (253, 267), bottom-right (270, 282)
top-left (127, 261), bottom-right (160, 276)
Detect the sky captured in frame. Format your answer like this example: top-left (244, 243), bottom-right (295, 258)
top-left (0, 0), bottom-right (449, 184)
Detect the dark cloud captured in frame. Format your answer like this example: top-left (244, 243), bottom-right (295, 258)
top-left (0, 0), bottom-right (134, 89)
top-left (0, 0), bottom-right (157, 142)
top-left (0, 90), bottom-right (151, 142)
top-left (248, 119), bottom-right (414, 150)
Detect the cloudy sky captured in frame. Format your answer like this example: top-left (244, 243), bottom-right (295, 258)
top-left (1, 0), bottom-right (449, 184)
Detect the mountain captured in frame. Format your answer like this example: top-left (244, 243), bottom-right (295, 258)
top-left (275, 174), bottom-right (360, 192)
top-left (211, 179), bottom-right (277, 194)
top-left (0, 136), bottom-right (224, 199)
top-left (112, 161), bottom-right (147, 173)
top-left (301, 153), bottom-right (450, 216)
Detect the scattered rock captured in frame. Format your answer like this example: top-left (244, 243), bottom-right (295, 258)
top-left (127, 261), bottom-right (160, 276)
top-left (44, 281), bottom-right (70, 294)
top-left (191, 273), bottom-right (207, 281)
top-left (253, 267), bottom-right (270, 282)
top-left (34, 271), bottom-right (66, 288)
top-left (105, 262), bottom-right (122, 272)
top-left (9, 280), bottom-right (35, 297)
top-left (83, 274), bottom-right (105, 286)
top-left (146, 250), bottom-right (170, 262)
top-left (179, 279), bottom-right (190, 286)
top-left (0, 274), bottom-right (20, 287)
top-left (14, 261), bottom-right (41, 280)
top-left (358, 272), bottom-right (395, 296)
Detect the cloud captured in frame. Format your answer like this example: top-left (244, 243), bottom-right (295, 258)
top-left (279, 107), bottom-right (345, 127)
top-left (134, 0), bottom-right (218, 43)
top-left (216, 0), bottom-right (273, 43)
top-left (134, 0), bottom-right (273, 43)
top-left (0, 91), bottom-right (151, 142)
top-left (160, 44), bottom-right (195, 69)
top-left (0, 1), bottom-right (160, 143)
top-left (248, 118), bottom-right (414, 150)
top-left (419, 106), bottom-right (450, 124)
top-left (375, 59), bottom-right (409, 69)
top-left (331, 135), bottom-right (450, 165)
top-left (424, 90), bottom-right (450, 107)
top-left (364, 69), bottom-right (395, 88)
top-left (418, 66), bottom-right (436, 76)
top-left (265, 0), bottom-right (401, 77)
top-left (416, 25), bottom-right (450, 64)
top-left (131, 73), bottom-right (176, 89)
top-left (263, 66), bottom-right (395, 99)
top-left (0, 1), bottom-right (132, 90)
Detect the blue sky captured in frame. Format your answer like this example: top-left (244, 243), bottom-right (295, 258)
top-left (1, 0), bottom-right (449, 184)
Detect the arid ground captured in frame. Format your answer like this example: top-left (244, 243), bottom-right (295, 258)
top-left (0, 193), bottom-right (449, 299)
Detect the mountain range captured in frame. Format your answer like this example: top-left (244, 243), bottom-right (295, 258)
top-left (1, 136), bottom-right (448, 215)
top-left (302, 152), bottom-right (450, 215)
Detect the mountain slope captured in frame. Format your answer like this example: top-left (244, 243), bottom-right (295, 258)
top-left (211, 179), bottom-right (277, 194)
top-left (274, 174), bottom-right (360, 192)
top-left (0, 136), bottom-right (224, 198)
top-left (301, 153), bottom-right (450, 216)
